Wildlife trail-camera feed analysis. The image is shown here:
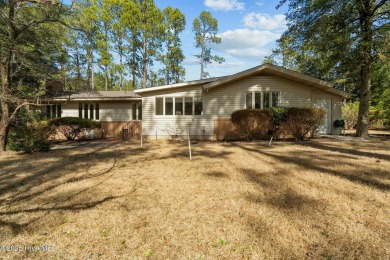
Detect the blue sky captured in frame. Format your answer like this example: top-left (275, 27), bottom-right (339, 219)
top-left (154, 0), bottom-right (289, 81)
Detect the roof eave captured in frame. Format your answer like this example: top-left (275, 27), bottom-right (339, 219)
top-left (134, 77), bottom-right (223, 94)
top-left (203, 64), bottom-right (351, 98)
top-left (42, 97), bottom-right (142, 102)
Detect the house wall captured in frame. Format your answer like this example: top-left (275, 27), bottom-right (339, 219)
top-left (49, 101), bottom-right (141, 138)
top-left (141, 85), bottom-right (213, 139)
top-left (140, 75), bottom-right (343, 139)
top-left (311, 91), bottom-right (343, 134)
top-left (206, 76), bottom-right (342, 135)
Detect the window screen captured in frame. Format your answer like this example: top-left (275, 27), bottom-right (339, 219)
top-left (194, 97), bottom-right (202, 115)
top-left (165, 97), bottom-right (173, 115)
top-left (272, 92), bottom-right (279, 107)
top-left (263, 92), bottom-right (270, 108)
top-left (246, 92), bottom-right (252, 109)
top-left (185, 97), bottom-right (193, 115)
top-left (175, 97), bottom-right (183, 115)
top-left (155, 98), bottom-right (163, 115)
top-left (255, 92), bottom-right (261, 109)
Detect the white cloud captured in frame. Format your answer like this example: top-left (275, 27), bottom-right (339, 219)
top-left (204, 0), bottom-right (245, 11)
top-left (210, 29), bottom-right (280, 59)
top-left (256, 2), bottom-right (264, 6)
top-left (243, 13), bottom-right (287, 31)
top-left (209, 61), bottom-right (245, 68)
top-left (182, 58), bottom-right (199, 66)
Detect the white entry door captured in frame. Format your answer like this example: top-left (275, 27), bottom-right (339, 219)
top-left (316, 99), bottom-right (332, 134)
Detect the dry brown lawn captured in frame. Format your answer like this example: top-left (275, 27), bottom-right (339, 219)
top-left (0, 138), bottom-right (389, 259)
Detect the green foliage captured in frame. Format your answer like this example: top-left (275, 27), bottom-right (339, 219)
top-left (370, 88), bottom-right (390, 128)
top-left (231, 109), bottom-right (272, 141)
top-left (276, 0), bottom-right (390, 136)
top-left (49, 117), bottom-right (101, 141)
top-left (284, 107), bottom-right (326, 141)
top-left (7, 111), bottom-right (53, 153)
top-left (267, 107), bottom-right (288, 127)
top-left (342, 101), bottom-right (359, 129)
top-left (159, 6), bottom-right (186, 84)
top-left (192, 11), bottom-right (225, 79)
top-left (8, 123), bottom-right (53, 153)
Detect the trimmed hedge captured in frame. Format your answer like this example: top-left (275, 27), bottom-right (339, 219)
top-left (49, 117), bottom-right (101, 141)
top-left (285, 107), bottom-right (326, 141)
top-left (231, 107), bottom-right (326, 141)
top-left (231, 109), bottom-right (272, 141)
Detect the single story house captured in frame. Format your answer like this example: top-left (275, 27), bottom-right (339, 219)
top-left (44, 64), bottom-right (351, 139)
top-left (43, 91), bottom-right (142, 138)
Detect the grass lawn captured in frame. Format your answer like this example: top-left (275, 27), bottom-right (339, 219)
top-left (0, 138), bottom-right (389, 259)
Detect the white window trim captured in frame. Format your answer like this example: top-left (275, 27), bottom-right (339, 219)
top-left (246, 91), bottom-right (280, 109)
top-left (155, 96), bottom-right (203, 117)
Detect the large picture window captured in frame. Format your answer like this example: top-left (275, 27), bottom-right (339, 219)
top-left (46, 104), bottom-right (61, 119)
top-left (155, 96), bottom-right (203, 116)
top-left (79, 103), bottom-right (100, 120)
top-left (246, 91), bottom-right (280, 109)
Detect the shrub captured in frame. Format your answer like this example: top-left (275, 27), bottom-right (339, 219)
top-left (231, 109), bottom-right (272, 141)
top-left (49, 117), bottom-right (101, 141)
top-left (284, 107), bottom-right (326, 141)
top-left (8, 121), bottom-right (53, 153)
top-left (342, 101), bottom-right (359, 129)
top-left (267, 107), bottom-right (288, 137)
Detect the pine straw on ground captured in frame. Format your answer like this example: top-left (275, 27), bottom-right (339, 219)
top-left (0, 138), bottom-right (389, 259)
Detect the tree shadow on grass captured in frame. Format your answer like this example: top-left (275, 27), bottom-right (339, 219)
top-left (0, 141), bottom-right (148, 239)
top-left (233, 142), bottom-right (390, 191)
top-left (298, 140), bottom-right (390, 161)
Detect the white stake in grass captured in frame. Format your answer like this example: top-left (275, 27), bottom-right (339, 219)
top-left (187, 127), bottom-right (192, 160)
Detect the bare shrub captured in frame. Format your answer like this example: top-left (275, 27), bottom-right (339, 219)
top-left (231, 109), bottom-right (272, 141)
top-left (285, 107), bottom-right (326, 141)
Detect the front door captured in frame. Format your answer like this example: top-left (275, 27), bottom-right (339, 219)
top-left (316, 99), bottom-right (332, 134)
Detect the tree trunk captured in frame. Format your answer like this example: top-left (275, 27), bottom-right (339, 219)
top-left (104, 65), bottom-right (109, 91)
top-left (200, 46), bottom-right (204, 79)
top-left (142, 35), bottom-right (147, 88)
top-left (356, 60), bottom-right (371, 137)
top-left (0, 64), bottom-right (11, 152)
top-left (356, 4), bottom-right (373, 138)
top-left (118, 36), bottom-right (123, 91)
top-left (91, 53), bottom-right (95, 90)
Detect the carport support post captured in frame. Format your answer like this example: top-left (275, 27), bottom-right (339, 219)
top-left (187, 127), bottom-right (192, 160)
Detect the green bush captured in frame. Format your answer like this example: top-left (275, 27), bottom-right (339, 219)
top-left (342, 101), bottom-right (359, 129)
top-left (370, 88), bottom-right (390, 128)
top-left (284, 107), bottom-right (326, 141)
top-left (267, 107), bottom-right (288, 136)
top-left (49, 117), bottom-right (101, 141)
top-left (8, 121), bottom-right (53, 153)
top-left (231, 109), bottom-right (272, 141)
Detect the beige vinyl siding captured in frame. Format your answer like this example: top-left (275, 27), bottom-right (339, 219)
top-left (141, 75), bottom-right (344, 138)
top-left (100, 102), bottom-right (132, 121)
top-left (61, 103), bottom-right (79, 117)
top-left (61, 101), bottom-right (136, 122)
top-left (141, 85), bottom-right (214, 139)
top-left (204, 76), bottom-right (313, 118)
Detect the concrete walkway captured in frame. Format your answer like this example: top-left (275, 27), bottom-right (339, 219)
top-left (320, 134), bottom-right (370, 142)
